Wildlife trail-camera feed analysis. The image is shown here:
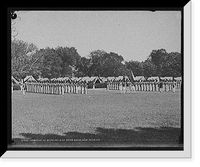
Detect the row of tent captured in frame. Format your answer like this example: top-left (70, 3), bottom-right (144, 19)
top-left (12, 75), bottom-right (182, 85)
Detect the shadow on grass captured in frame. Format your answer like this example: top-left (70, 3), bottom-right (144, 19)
top-left (11, 127), bottom-right (182, 148)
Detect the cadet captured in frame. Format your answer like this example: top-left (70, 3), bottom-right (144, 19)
top-left (131, 82), bottom-right (136, 93)
top-left (159, 80), bottom-right (163, 93)
top-left (172, 80), bottom-right (176, 93)
top-left (84, 81), bottom-right (88, 94)
top-left (119, 80), bottom-right (123, 94)
top-left (126, 81), bottom-right (131, 93)
top-left (61, 81), bottom-right (65, 95)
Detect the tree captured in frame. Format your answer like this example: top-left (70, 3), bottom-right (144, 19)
top-left (55, 46), bottom-right (81, 77)
top-left (148, 49), bottom-right (168, 77)
top-left (75, 57), bottom-right (90, 77)
top-left (167, 52), bottom-right (182, 77)
top-left (83, 50), bottom-right (126, 77)
top-left (147, 49), bottom-right (182, 77)
top-left (39, 48), bottom-right (62, 79)
top-left (125, 60), bottom-right (144, 76)
top-left (141, 59), bottom-right (157, 78)
top-left (11, 39), bottom-right (38, 80)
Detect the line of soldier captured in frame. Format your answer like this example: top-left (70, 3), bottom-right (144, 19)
top-left (107, 79), bottom-right (136, 94)
top-left (25, 80), bottom-right (88, 95)
top-left (107, 79), bottom-right (181, 93)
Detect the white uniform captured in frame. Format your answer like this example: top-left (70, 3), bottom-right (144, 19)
top-left (172, 81), bottom-right (176, 93)
top-left (131, 83), bottom-right (136, 93)
top-left (119, 82), bottom-right (123, 94)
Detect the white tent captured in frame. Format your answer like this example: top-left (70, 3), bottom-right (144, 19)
top-left (114, 76), bottom-right (129, 81)
top-left (147, 76), bottom-right (159, 82)
top-left (37, 78), bottom-right (49, 82)
top-left (24, 75), bottom-right (36, 82)
top-left (106, 77), bottom-right (116, 82)
top-left (12, 76), bottom-right (20, 84)
top-left (134, 76), bottom-right (146, 81)
top-left (174, 77), bottom-right (182, 81)
top-left (99, 77), bottom-right (107, 82)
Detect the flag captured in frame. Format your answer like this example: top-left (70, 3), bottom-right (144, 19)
top-left (131, 70), bottom-right (135, 82)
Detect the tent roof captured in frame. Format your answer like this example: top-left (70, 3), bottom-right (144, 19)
top-left (106, 77), bottom-right (116, 81)
top-left (12, 76), bottom-right (20, 84)
top-left (134, 76), bottom-right (145, 81)
top-left (174, 77), bottom-right (182, 81)
top-left (24, 75), bottom-right (36, 82)
top-left (147, 76), bottom-right (159, 81)
top-left (79, 76), bottom-right (100, 82)
top-left (37, 78), bottom-right (49, 81)
top-left (114, 76), bottom-right (129, 81)
top-left (100, 77), bottom-right (107, 82)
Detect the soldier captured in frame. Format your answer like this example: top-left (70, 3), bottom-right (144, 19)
top-left (138, 82), bottom-right (140, 91)
top-left (163, 80), bottom-right (166, 92)
top-left (172, 80), bottom-right (176, 93)
top-left (56, 81), bottom-right (59, 95)
top-left (49, 79), bottom-right (52, 94)
top-left (22, 82), bottom-right (26, 95)
top-left (84, 81), bottom-right (88, 94)
top-left (79, 81), bottom-right (83, 94)
top-left (150, 81), bottom-right (153, 91)
top-left (121, 76), bottom-right (125, 94)
top-left (153, 80), bottom-right (156, 91)
top-left (66, 80), bottom-right (69, 93)
top-left (145, 81), bottom-right (148, 91)
top-left (47, 80), bottom-right (50, 94)
top-left (59, 81), bottom-right (62, 95)
top-left (131, 82), bottom-right (136, 93)
top-left (75, 81), bottom-right (78, 93)
top-left (78, 81), bottom-right (81, 94)
top-left (119, 80), bottom-right (123, 94)
top-left (52, 81), bottom-right (55, 94)
top-left (159, 80), bottom-right (163, 93)
top-left (45, 81), bottom-right (48, 94)
top-left (61, 81), bottom-right (65, 95)
top-left (48, 80), bottom-right (51, 94)
top-left (126, 81), bottom-right (131, 93)
top-left (146, 81), bottom-right (149, 91)
top-left (44, 81), bottom-right (47, 94)
top-left (68, 81), bottom-right (72, 93)
top-left (135, 82), bottom-right (138, 91)
top-left (169, 80), bottom-right (172, 91)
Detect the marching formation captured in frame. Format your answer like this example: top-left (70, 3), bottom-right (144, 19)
top-left (25, 78), bottom-right (88, 95)
top-left (12, 75), bottom-right (182, 95)
top-left (106, 76), bottom-right (182, 94)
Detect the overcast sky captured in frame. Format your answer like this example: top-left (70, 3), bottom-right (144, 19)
top-left (13, 10), bottom-right (181, 62)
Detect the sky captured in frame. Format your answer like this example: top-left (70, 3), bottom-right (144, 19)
top-left (13, 10), bottom-right (181, 62)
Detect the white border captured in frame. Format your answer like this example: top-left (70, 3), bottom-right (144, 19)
top-left (2, 2), bottom-right (191, 158)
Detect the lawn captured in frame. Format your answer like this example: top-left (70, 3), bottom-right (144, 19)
top-left (11, 89), bottom-right (182, 148)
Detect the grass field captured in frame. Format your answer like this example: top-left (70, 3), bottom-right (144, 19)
top-left (11, 89), bottom-right (182, 147)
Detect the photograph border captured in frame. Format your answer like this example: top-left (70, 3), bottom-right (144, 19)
top-left (3, 1), bottom-right (191, 158)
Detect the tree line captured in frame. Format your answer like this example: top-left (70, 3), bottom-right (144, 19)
top-left (11, 40), bottom-right (182, 81)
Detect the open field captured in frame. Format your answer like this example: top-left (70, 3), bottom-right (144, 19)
top-left (11, 89), bottom-right (182, 147)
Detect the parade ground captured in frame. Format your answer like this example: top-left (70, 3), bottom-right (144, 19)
top-left (11, 89), bottom-right (182, 148)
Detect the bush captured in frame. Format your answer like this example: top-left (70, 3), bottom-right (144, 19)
top-left (13, 84), bottom-right (21, 90)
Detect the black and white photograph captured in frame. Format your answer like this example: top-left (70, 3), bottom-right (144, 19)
top-left (5, 3), bottom-right (192, 158)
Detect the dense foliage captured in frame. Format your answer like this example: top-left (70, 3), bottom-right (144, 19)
top-left (11, 40), bottom-right (182, 80)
